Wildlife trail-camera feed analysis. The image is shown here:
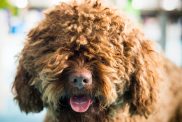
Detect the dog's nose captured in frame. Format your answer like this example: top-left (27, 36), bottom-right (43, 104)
top-left (69, 71), bottom-right (92, 89)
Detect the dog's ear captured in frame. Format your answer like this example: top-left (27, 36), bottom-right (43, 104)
top-left (12, 59), bottom-right (43, 113)
top-left (126, 31), bottom-right (159, 117)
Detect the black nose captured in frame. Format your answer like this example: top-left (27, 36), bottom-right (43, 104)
top-left (69, 71), bottom-right (92, 89)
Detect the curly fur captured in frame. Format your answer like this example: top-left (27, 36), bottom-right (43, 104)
top-left (12, 1), bottom-right (182, 122)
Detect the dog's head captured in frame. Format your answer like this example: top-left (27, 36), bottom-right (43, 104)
top-left (13, 1), bottom-right (159, 118)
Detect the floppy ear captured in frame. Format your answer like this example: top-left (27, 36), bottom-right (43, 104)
top-left (13, 59), bottom-right (43, 113)
top-left (126, 31), bottom-right (159, 117)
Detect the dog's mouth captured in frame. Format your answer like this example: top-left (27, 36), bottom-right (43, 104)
top-left (69, 95), bottom-right (93, 113)
top-left (58, 94), bottom-right (101, 113)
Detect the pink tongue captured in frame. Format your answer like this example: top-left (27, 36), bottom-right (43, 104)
top-left (70, 96), bottom-right (93, 113)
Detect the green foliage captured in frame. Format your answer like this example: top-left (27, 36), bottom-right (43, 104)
top-left (0, 0), bottom-right (11, 8)
top-left (0, 0), bottom-right (18, 15)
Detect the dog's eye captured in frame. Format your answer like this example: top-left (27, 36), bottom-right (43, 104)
top-left (100, 57), bottom-right (109, 65)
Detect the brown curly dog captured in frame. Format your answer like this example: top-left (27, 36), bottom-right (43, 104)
top-left (12, 1), bottom-right (182, 122)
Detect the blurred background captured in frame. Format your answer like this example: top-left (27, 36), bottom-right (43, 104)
top-left (0, 0), bottom-right (181, 121)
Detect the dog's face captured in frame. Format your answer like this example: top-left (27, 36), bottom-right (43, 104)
top-left (13, 1), bottom-right (159, 118)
